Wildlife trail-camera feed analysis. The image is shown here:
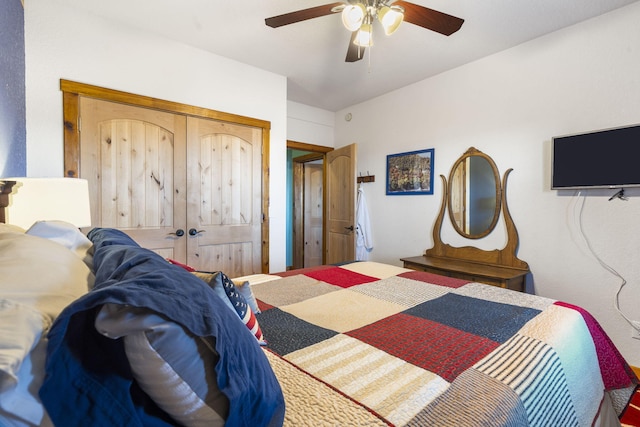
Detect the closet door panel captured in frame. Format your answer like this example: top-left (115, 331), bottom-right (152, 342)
top-left (187, 117), bottom-right (262, 276)
top-left (96, 120), bottom-right (174, 228)
top-left (80, 97), bottom-right (187, 259)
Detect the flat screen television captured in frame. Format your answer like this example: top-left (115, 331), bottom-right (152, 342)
top-left (551, 124), bottom-right (640, 190)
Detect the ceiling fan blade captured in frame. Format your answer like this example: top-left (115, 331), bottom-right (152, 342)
top-left (395, 1), bottom-right (464, 36)
top-left (265, 2), bottom-right (344, 28)
top-left (345, 31), bottom-right (365, 62)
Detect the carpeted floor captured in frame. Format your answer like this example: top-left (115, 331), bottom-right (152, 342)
top-left (621, 386), bottom-right (640, 426)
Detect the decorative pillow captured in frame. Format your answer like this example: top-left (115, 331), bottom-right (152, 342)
top-left (94, 304), bottom-right (229, 427)
top-left (167, 260), bottom-right (261, 314)
top-left (191, 272), bottom-right (260, 314)
top-left (233, 280), bottom-right (261, 314)
top-left (215, 272), bottom-right (265, 345)
top-left (191, 272), bottom-right (236, 314)
top-left (193, 272), bottom-right (265, 345)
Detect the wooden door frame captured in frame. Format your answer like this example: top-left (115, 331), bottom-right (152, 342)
top-left (61, 79), bottom-right (271, 273)
top-left (287, 140), bottom-right (332, 265)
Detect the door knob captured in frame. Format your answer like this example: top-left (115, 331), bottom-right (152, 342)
top-left (170, 229), bottom-right (185, 237)
top-left (189, 228), bottom-right (205, 236)
top-left (344, 225), bottom-right (354, 231)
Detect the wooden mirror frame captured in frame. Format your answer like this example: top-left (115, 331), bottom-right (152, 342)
top-left (447, 147), bottom-right (501, 239)
top-left (426, 148), bottom-right (528, 271)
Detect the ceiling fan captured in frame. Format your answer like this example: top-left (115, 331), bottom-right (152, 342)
top-left (265, 1), bottom-right (464, 62)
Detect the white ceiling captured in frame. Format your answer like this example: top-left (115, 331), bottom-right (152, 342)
top-left (56, 0), bottom-right (638, 111)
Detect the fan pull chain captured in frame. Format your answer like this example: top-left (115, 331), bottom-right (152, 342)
top-left (368, 40), bottom-right (372, 73)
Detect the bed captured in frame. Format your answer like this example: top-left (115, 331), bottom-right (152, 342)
top-left (0, 216), bottom-right (637, 426)
top-left (251, 264), bottom-right (637, 426)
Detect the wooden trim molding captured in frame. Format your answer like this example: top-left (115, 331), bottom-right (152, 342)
top-left (261, 128), bottom-right (271, 274)
top-left (632, 365), bottom-right (640, 379)
top-left (286, 141), bottom-right (334, 266)
top-left (60, 80), bottom-right (270, 128)
top-left (62, 91), bottom-right (79, 177)
top-left (287, 140), bottom-right (333, 153)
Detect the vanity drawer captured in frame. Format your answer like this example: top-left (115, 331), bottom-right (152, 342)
top-left (401, 255), bottom-right (527, 292)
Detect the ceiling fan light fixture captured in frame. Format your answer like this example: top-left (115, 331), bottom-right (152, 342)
top-left (342, 4), bottom-right (366, 31)
top-left (378, 5), bottom-right (404, 35)
top-left (354, 22), bottom-right (373, 47)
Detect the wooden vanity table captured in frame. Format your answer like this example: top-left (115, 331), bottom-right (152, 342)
top-left (403, 147), bottom-right (529, 292)
top-left (401, 255), bottom-right (528, 292)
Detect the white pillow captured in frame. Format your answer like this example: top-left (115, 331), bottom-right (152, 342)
top-left (26, 220), bottom-right (93, 270)
top-left (95, 304), bottom-right (228, 426)
top-left (0, 300), bottom-right (49, 392)
top-left (0, 224), bottom-right (25, 234)
top-left (0, 232), bottom-right (93, 319)
top-left (0, 335), bottom-right (52, 427)
top-left (0, 231), bottom-right (92, 403)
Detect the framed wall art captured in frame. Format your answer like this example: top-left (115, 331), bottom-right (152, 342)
top-left (386, 148), bottom-right (434, 195)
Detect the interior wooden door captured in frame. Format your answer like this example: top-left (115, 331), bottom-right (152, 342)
top-left (303, 163), bottom-right (323, 267)
top-left (325, 144), bottom-right (356, 264)
top-left (186, 116), bottom-right (263, 277)
top-left (79, 97), bottom-right (187, 260)
top-left (292, 161), bottom-right (304, 270)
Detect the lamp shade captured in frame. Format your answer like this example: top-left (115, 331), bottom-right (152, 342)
top-left (5, 178), bottom-right (92, 229)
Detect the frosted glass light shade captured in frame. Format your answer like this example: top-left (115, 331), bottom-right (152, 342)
top-left (378, 6), bottom-right (403, 35)
top-left (5, 178), bottom-right (92, 229)
top-left (342, 4), bottom-right (366, 31)
top-left (354, 23), bottom-right (373, 47)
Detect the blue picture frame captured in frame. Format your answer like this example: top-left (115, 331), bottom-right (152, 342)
top-left (386, 148), bottom-right (434, 195)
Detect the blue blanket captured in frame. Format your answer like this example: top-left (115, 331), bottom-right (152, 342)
top-left (40, 228), bottom-right (284, 427)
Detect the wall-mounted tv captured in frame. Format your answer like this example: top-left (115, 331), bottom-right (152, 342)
top-left (551, 124), bottom-right (640, 190)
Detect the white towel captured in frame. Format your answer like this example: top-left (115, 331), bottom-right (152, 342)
top-left (355, 186), bottom-right (373, 261)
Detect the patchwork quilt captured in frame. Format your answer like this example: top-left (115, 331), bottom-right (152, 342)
top-left (252, 262), bottom-right (637, 427)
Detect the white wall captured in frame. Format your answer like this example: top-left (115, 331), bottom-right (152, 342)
top-left (287, 101), bottom-right (335, 147)
top-left (24, 0), bottom-right (288, 272)
top-left (335, 3), bottom-right (640, 366)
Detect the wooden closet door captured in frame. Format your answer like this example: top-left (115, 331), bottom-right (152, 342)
top-left (79, 97), bottom-right (188, 260)
top-left (186, 116), bottom-right (263, 276)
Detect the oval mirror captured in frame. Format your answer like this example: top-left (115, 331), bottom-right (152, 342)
top-left (447, 147), bottom-right (501, 239)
